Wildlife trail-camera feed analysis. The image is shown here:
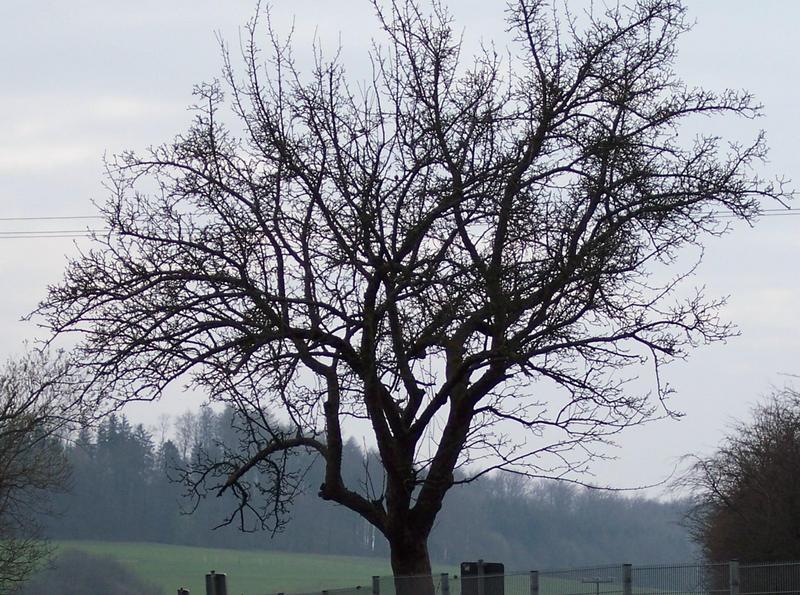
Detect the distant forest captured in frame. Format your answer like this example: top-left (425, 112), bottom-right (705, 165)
top-left (44, 408), bottom-right (696, 570)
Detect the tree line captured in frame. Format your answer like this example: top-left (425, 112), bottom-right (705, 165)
top-left (43, 407), bottom-right (696, 569)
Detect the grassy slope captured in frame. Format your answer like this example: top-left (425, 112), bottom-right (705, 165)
top-left (55, 540), bottom-right (396, 595)
top-left (52, 541), bottom-right (649, 595)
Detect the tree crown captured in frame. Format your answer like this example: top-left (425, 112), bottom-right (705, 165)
top-left (37, 0), bottom-right (789, 542)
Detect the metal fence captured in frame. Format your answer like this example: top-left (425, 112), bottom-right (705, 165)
top-left (271, 561), bottom-right (800, 595)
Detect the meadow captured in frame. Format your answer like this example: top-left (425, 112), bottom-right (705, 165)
top-left (54, 540), bottom-right (398, 594)
top-left (44, 540), bottom-right (709, 595)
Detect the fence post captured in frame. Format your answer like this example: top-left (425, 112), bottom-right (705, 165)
top-left (442, 572), bottom-right (450, 595)
top-left (730, 561), bottom-right (740, 595)
top-left (372, 575), bottom-right (380, 595)
top-left (530, 570), bottom-right (539, 595)
top-left (205, 571), bottom-right (228, 595)
top-left (623, 564), bottom-right (632, 595)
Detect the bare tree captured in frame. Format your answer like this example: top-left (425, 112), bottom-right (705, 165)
top-left (174, 410), bottom-right (198, 461)
top-left (37, 0), bottom-right (788, 587)
top-left (681, 387), bottom-right (800, 563)
top-left (0, 351), bottom-right (82, 591)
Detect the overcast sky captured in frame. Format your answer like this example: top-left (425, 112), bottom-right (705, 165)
top-left (1, 1), bottom-right (798, 494)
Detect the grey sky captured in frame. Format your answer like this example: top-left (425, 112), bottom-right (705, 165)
top-left (1, 1), bottom-right (798, 493)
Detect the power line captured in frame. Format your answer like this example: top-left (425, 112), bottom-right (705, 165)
top-left (0, 227), bottom-right (105, 240)
top-left (0, 209), bottom-right (796, 240)
top-left (0, 234), bottom-right (96, 240)
top-left (0, 216), bottom-right (103, 222)
top-left (0, 229), bottom-right (106, 235)
top-left (713, 208), bottom-right (799, 219)
top-left (2, 210), bottom-right (795, 222)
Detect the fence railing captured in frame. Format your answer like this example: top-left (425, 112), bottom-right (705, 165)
top-left (270, 560), bottom-right (800, 595)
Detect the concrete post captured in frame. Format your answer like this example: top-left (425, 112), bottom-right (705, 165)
top-left (530, 570), bottom-right (539, 595)
top-left (730, 561), bottom-right (740, 595)
top-left (623, 564), bottom-right (632, 595)
top-left (442, 573), bottom-right (450, 595)
top-left (372, 575), bottom-right (380, 595)
top-left (205, 571), bottom-right (227, 595)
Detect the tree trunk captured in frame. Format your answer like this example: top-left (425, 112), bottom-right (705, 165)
top-left (389, 533), bottom-right (436, 595)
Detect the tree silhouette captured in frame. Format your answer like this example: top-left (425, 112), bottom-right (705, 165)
top-left (0, 351), bottom-right (81, 591)
top-left (683, 387), bottom-right (800, 562)
top-left (37, 0), bottom-right (788, 588)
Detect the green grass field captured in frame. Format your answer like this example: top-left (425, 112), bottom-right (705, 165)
top-left (54, 540), bottom-right (396, 595)
top-left (48, 542), bottom-right (675, 595)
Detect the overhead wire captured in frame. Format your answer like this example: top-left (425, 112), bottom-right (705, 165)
top-left (712, 208), bottom-right (800, 219)
top-left (0, 216), bottom-right (104, 222)
top-left (0, 209), bottom-right (796, 240)
top-left (0, 215), bottom-right (103, 239)
top-left (0, 231), bottom-right (105, 239)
